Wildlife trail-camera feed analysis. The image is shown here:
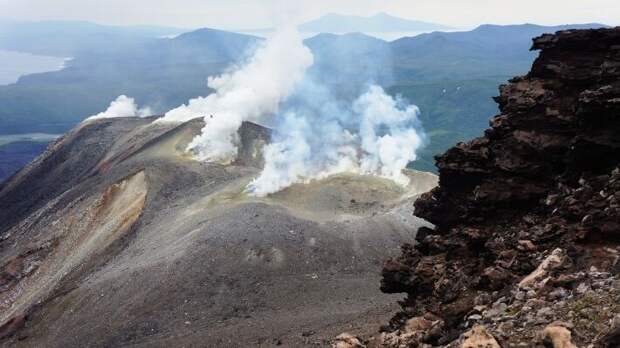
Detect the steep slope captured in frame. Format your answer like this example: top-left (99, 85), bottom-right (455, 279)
top-left (375, 27), bottom-right (620, 347)
top-left (0, 117), bottom-right (437, 347)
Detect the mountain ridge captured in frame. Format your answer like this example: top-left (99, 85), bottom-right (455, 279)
top-left (299, 12), bottom-right (452, 33)
top-left (0, 117), bottom-right (438, 346)
top-left (0, 19), bottom-right (187, 57)
top-left (0, 22), bottom-right (610, 181)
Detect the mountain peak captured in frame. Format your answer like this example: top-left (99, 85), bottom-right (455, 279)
top-left (299, 12), bottom-right (451, 33)
top-left (371, 12), bottom-right (395, 19)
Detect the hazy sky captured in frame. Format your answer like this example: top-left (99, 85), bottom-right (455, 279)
top-left (1, 0), bottom-right (619, 30)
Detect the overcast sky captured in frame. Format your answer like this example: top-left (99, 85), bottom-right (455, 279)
top-left (1, 0), bottom-right (619, 30)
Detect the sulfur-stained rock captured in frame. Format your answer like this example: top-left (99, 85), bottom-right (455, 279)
top-left (333, 333), bottom-right (366, 348)
top-left (461, 325), bottom-right (501, 348)
top-left (376, 315), bottom-right (445, 348)
top-left (518, 249), bottom-right (567, 290)
top-left (543, 323), bottom-right (577, 348)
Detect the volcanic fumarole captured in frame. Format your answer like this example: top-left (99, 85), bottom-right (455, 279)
top-left (93, 25), bottom-right (426, 196)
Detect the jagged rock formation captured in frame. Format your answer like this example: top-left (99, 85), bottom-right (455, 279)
top-left (234, 121), bottom-right (272, 168)
top-left (378, 27), bottom-right (620, 347)
top-left (0, 116), bottom-right (438, 347)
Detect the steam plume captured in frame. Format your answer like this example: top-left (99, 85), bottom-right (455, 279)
top-left (87, 95), bottom-right (151, 120)
top-left (355, 86), bottom-right (423, 186)
top-left (160, 25), bottom-right (425, 195)
top-left (160, 26), bottom-right (313, 162)
top-left (247, 84), bottom-right (424, 196)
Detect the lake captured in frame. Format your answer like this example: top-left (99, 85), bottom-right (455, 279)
top-left (0, 50), bottom-right (69, 85)
top-left (0, 133), bottom-right (61, 146)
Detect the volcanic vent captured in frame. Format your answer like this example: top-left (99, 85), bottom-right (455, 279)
top-left (0, 116), bottom-right (436, 347)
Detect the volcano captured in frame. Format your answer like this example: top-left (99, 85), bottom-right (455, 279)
top-left (0, 117), bottom-right (436, 347)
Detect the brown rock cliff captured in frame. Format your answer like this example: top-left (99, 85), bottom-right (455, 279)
top-left (379, 27), bottom-right (620, 347)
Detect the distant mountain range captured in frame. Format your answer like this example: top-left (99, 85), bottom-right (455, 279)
top-left (0, 20), bottom-right (186, 56)
top-left (298, 12), bottom-right (452, 33)
top-left (0, 21), bottom-right (609, 180)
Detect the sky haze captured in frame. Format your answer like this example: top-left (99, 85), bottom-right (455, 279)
top-left (1, 0), bottom-right (618, 30)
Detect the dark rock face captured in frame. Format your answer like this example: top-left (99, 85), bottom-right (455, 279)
top-left (380, 28), bottom-right (620, 347)
top-left (235, 121), bottom-right (272, 168)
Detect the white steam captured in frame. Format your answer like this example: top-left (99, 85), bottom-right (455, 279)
top-left (160, 26), bottom-right (313, 163)
top-left (247, 112), bottom-right (360, 196)
top-left (247, 85), bottom-right (423, 196)
top-left (87, 95), bottom-right (151, 120)
top-left (160, 26), bottom-right (425, 196)
top-left (355, 86), bottom-right (423, 186)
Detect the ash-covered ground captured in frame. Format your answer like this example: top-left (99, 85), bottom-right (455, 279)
top-left (0, 117), bottom-right (437, 347)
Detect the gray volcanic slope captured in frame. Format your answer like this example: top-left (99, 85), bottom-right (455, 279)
top-left (0, 117), bottom-right (437, 347)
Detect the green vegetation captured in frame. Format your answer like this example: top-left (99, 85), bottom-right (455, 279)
top-left (389, 78), bottom-right (508, 171)
top-left (0, 23), bottom-right (607, 175)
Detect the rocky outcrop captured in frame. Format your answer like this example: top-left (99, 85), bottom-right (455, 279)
top-left (333, 333), bottom-right (367, 348)
top-left (380, 27), bottom-right (620, 347)
top-left (235, 121), bottom-right (272, 168)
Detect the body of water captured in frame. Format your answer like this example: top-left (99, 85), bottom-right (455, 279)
top-left (0, 133), bottom-right (61, 146)
top-left (0, 50), bottom-right (69, 85)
